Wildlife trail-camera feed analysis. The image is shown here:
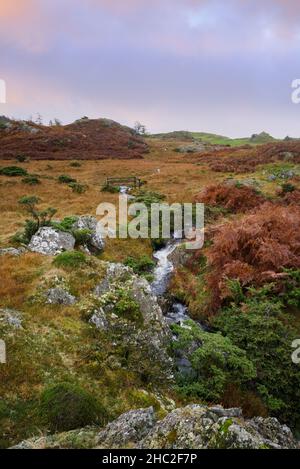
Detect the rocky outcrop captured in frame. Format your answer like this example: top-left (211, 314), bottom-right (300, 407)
top-left (11, 405), bottom-right (298, 449)
top-left (88, 262), bottom-right (174, 381)
top-left (44, 287), bottom-right (76, 305)
top-left (72, 216), bottom-right (105, 253)
top-left (96, 407), bottom-right (156, 448)
top-left (28, 227), bottom-right (75, 255)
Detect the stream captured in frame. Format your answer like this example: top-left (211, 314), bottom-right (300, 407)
top-left (151, 239), bottom-right (192, 326)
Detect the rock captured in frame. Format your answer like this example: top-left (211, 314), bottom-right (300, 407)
top-left (89, 308), bottom-right (108, 330)
top-left (96, 407), bottom-right (156, 448)
top-left (44, 287), bottom-right (76, 305)
top-left (92, 262), bottom-right (174, 381)
top-left (140, 405), bottom-right (298, 449)
top-left (0, 308), bottom-right (23, 329)
top-left (72, 216), bottom-right (105, 253)
top-left (13, 405), bottom-right (298, 449)
top-left (0, 247), bottom-right (26, 256)
top-left (29, 227), bottom-right (75, 255)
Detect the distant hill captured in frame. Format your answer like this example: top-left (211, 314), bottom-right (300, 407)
top-left (150, 130), bottom-right (278, 147)
top-left (0, 117), bottom-right (148, 160)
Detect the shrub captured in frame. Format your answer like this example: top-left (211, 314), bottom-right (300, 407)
top-left (53, 251), bottom-right (87, 269)
top-left (39, 382), bottom-right (107, 432)
top-left (68, 182), bottom-right (87, 194)
top-left (73, 229), bottom-right (92, 246)
top-left (172, 320), bottom-right (255, 401)
top-left (124, 256), bottom-right (155, 275)
top-left (70, 161), bottom-right (81, 168)
top-left (0, 166), bottom-right (28, 177)
top-left (14, 197), bottom-right (57, 244)
top-left (16, 154), bottom-right (28, 163)
top-left (213, 284), bottom-right (300, 429)
top-left (280, 182), bottom-right (295, 194)
top-left (101, 184), bottom-right (120, 193)
top-left (22, 175), bottom-right (40, 185)
top-left (58, 174), bottom-right (77, 184)
top-left (51, 216), bottom-right (78, 232)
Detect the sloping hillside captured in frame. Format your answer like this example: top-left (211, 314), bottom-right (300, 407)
top-left (0, 117), bottom-right (148, 160)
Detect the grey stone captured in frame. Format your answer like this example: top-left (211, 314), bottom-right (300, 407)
top-left (29, 227), bottom-right (75, 255)
top-left (0, 308), bottom-right (23, 329)
top-left (0, 247), bottom-right (26, 256)
top-left (45, 288), bottom-right (76, 305)
top-left (72, 216), bottom-right (105, 252)
top-left (96, 407), bottom-right (156, 448)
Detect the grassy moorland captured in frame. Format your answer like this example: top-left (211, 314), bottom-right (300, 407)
top-left (0, 135), bottom-right (300, 447)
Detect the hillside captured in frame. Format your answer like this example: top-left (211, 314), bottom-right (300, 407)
top-left (0, 117), bottom-right (148, 161)
top-left (150, 130), bottom-right (278, 147)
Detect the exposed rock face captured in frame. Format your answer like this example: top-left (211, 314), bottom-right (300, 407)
top-left (11, 405), bottom-right (298, 449)
top-left (96, 407), bottom-right (156, 448)
top-left (0, 308), bottom-right (23, 329)
top-left (139, 405), bottom-right (297, 449)
top-left (44, 288), bottom-right (76, 305)
top-left (28, 227), bottom-right (75, 255)
top-left (72, 216), bottom-right (105, 253)
top-left (91, 262), bottom-right (174, 381)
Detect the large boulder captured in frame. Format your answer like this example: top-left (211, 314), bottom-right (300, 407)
top-left (72, 216), bottom-right (105, 253)
top-left (44, 287), bottom-right (76, 305)
top-left (28, 227), bottom-right (75, 255)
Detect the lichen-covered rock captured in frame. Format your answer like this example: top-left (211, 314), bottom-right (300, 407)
top-left (0, 308), bottom-right (23, 329)
top-left (0, 247), bottom-right (26, 256)
top-left (12, 405), bottom-right (298, 449)
top-left (44, 287), bottom-right (76, 305)
top-left (72, 216), bottom-right (105, 253)
top-left (96, 407), bottom-right (156, 448)
top-left (89, 308), bottom-right (108, 330)
top-left (29, 227), bottom-right (75, 255)
top-left (140, 405), bottom-right (298, 449)
top-left (91, 262), bottom-right (173, 381)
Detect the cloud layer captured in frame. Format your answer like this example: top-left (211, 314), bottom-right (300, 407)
top-left (0, 0), bottom-right (300, 136)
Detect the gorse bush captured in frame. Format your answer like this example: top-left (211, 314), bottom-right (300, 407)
top-left (39, 382), bottom-right (107, 432)
top-left (53, 251), bottom-right (87, 269)
top-left (0, 166), bottom-right (28, 177)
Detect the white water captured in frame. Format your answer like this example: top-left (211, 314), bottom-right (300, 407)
top-left (151, 241), bottom-right (178, 296)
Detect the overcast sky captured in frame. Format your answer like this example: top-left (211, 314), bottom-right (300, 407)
top-left (0, 0), bottom-right (300, 137)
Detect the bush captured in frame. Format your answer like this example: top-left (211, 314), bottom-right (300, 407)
top-left (39, 382), bottom-right (107, 432)
top-left (22, 175), bottom-right (40, 185)
top-left (213, 284), bottom-right (300, 429)
top-left (58, 174), bottom-right (77, 184)
top-left (101, 184), bottom-right (120, 193)
top-left (70, 161), bottom-right (81, 168)
top-left (73, 229), bottom-right (92, 246)
top-left (0, 166), bottom-right (28, 177)
top-left (280, 182), bottom-right (295, 194)
top-left (53, 251), bottom-right (87, 269)
top-left (124, 256), bottom-right (155, 275)
top-left (68, 182), bottom-right (87, 194)
top-left (172, 320), bottom-right (255, 401)
top-left (16, 154), bottom-right (28, 163)
top-left (51, 216), bottom-right (78, 232)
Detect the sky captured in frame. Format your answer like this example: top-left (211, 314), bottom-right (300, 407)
top-left (0, 0), bottom-right (300, 137)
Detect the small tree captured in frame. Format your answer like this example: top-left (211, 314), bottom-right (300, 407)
top-left (19, 196), bottom-right (57, 230)
top-left (134, 121), bottom-right (147, 136)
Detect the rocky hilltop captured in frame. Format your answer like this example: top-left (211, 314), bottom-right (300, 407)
top-left (0, 117), bottom-right (148, 160)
